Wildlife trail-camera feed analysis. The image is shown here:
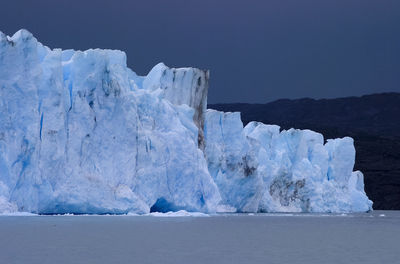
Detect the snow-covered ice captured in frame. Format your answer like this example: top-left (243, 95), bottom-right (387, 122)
top-left (0, 29), bottom-right (372, 214)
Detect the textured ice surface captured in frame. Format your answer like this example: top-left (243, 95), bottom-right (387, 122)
top-left (0, 29), bottom-right (220, 214)
top-left (204, 110), bottom-right (372, 212)
top-left (0, 29), bottom-right (372, 214)
top-left (143, 62), bottom-right (209, 149)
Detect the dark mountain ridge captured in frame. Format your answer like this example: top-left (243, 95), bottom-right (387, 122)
top-left (209, 92), bottom-right (400, 210)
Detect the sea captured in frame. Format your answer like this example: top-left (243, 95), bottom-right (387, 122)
top-left (0, 210), bottom-right (399, 264)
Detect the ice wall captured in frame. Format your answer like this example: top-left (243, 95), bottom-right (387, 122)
top-left (0, 29), bottom-right (372, 214)
top-left (204, 110), bottom-right (372, 212)
top-left (143, 63), bottom-right (209, 149)
top-left (0, 29), bottom-right (220, 214)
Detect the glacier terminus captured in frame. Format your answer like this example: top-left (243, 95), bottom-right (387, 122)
top-left (0, 29), bottom-right (372, 214)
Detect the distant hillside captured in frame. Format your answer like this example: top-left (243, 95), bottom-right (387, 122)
top-left (209, 93), bottom-right (400, 210)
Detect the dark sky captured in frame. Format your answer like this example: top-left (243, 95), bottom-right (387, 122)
top-left (1, 0), bottom-right (399, 103)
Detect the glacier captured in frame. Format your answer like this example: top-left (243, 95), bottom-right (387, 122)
top-left (0, 29), bottom-right (372, 214)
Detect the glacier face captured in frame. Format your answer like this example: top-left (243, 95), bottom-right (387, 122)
top-left (143, 62), bottom-right (209, 149)
top-left (0, 29), bottom-right (220, 214)
top-left (204, 111), bottom-right (372, 212)
top-left (0, 29), bottom-right (372, 214)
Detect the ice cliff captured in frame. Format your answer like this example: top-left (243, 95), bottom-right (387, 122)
top-left (0, 29), bottom-right (372, 214)
top-left (205, 112), bottom-right (371, 212)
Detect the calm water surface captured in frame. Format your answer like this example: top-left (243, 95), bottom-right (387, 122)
top-left (0, 211), bottom-right (399, 264)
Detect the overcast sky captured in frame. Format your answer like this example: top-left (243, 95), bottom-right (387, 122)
top-left (1, 0), bottom-right (399, 103)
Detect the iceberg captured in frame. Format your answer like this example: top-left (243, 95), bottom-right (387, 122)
top-left (0, 29), bottom-right (372, 214)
